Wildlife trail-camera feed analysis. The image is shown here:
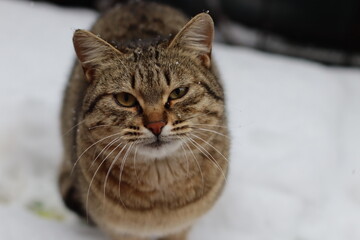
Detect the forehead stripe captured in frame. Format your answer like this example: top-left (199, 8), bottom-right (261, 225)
top-left (131, 73), bottom-right (136, 89)
top-left (164, 70), bottom-right (171, 86)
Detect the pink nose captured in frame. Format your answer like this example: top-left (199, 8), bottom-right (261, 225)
top-left (146, 121), bottom-right (166, 136)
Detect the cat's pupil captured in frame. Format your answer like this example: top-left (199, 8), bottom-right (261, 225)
top-left (124, 93), bottom-right (129, 102)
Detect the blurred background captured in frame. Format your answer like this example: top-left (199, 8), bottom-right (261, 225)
top-left (32, 0), bottom-right (360, 67)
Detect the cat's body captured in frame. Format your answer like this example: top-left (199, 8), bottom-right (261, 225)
top-left (59, 2), bottom-right (229, 240)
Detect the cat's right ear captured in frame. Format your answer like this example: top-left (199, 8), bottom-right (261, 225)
top-left (168, 13), bottom-right (214, 68)
top-left (73, 29), bottom-right (121, 82)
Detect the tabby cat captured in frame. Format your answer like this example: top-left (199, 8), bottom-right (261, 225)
top-left (59, 2), bottom-right (229, 240)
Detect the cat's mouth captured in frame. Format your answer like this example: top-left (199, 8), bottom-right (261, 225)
top-left (144, 139), bottom-right (169, 148)
top-left (138, 138), bottom-right (181, 159)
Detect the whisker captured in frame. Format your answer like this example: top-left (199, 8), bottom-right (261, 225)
top-left (186, 136), bottom-right (227, 184)
top-left (63, 119), bottom-right (86, 136)
top-left (190, 123), bottom-right (228, 129)
top-left (191, 127), bottom-right (230, 139)
top-left (132, 143), bottom-right (140, 184)
top-left (86, 141), bottom-right (124, 219)
top-left (165, 156), bottom-right (176, 179)
top-left (88, 124), bottom-right (117, 130)
top-left (89, 137), bottom-right (121, 169)
top-left (190, 133), bottom-right (229, 163)
top-left (118, 142), bottom-right (135, 208)
top-left (179, 141), bottom-right (190, 177)
top-left (102, 143), bottom-right (128, 207)
top-left (178, 136), bottom-right (205, 195)
top-left (71, 132), bottom-right (123, 175)
top-left (181, 112), bottom-right (214, 122)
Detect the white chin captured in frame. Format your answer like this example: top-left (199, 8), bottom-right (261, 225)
top-left (136, 140), bottom-right (182, 160)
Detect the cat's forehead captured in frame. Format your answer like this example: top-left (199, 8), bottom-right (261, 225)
top-left (132, 60), bottom-right (166, 104)
top-left (130, 45), bottom-right (167, 63)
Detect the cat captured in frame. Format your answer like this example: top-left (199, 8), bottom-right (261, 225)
top-left (58, 2), bottom-right (229, 240)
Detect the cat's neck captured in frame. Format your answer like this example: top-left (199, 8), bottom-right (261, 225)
top-left (79, 146), bottom-right (214, 210)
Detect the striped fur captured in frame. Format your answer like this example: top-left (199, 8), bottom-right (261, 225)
top-left (59, 2), bottom-right (229, 240)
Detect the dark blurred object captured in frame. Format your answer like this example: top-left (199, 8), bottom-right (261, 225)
top-left (222, 0), bottom-right (360, 52)
top-left (31, 0), bottom-right (211, 14)
top-left (32, 0), bottom-right (97, 8)
top-left (220, 0), bottom-right (360, 66)
top-left (32, 0), bottom-right (360, 66)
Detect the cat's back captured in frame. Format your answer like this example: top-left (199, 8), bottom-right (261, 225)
top-left (91, 2), bottom-right (188, 48)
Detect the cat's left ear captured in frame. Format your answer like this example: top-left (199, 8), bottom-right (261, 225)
top-left (73, 29), bottom-right (121, 82)
top-left (168, 13), bottom-right (214, 68)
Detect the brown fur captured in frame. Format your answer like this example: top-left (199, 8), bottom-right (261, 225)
top-left (59, 2), bottom-right (229, 240)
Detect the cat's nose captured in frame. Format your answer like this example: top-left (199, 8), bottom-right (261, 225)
top-left (146, 121), bottom-right (166, 136)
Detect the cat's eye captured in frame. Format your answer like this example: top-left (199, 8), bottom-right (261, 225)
top-left (169, 87), bottom-right (188, 100)
top-left (114, 92), bottom-right (138, 107)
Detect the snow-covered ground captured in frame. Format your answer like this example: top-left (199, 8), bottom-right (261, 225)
top-left (1, 1), bottom-right (360, 239)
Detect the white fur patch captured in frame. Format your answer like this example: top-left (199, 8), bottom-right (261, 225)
top-left (136, 125), bottom-right (182, 159)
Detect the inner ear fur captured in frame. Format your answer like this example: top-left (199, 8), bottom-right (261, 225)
top-left (73, 29), bottom-right (121, 81)
top-left (168, 13), bottom-right (214, 68)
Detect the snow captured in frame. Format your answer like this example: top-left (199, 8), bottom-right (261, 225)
top-left (0, 1), bottom-right (359, 239)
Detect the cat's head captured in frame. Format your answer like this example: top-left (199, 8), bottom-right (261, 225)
top-left (74, 13), bottom-right (226, 160)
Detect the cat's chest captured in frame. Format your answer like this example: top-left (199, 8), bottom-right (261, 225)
top-left (130, 159), bottom-right (190, 189)
top-left (80, 152), bottom-right (207, 209)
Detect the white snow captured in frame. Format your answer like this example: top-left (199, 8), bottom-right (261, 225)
top-left (1, 1), bottom-right (360, 239)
